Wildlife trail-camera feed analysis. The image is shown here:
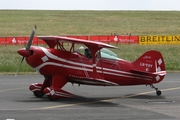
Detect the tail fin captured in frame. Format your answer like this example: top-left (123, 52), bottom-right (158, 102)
top-left (132, 50), bottom-right (166, 74)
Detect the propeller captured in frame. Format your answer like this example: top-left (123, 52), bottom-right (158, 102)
top-left (15, 25), bottom-right (36, 76)
top-left (15, 57), bottom-right (25, 76)
top-left (26, 25), bottom-right (36, 50)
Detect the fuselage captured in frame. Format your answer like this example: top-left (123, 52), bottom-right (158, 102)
top-left (18, 46), bottom-right (161, 86)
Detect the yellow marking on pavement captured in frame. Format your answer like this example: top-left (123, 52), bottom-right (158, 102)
top-left (34, 101), bottom-right (99, 110)
top-left (0, 87), bottom-right (26, 93)
top-left (161, 87), bottom-right (180, 92)
top-left (32, 86), bottom-right (180, 110)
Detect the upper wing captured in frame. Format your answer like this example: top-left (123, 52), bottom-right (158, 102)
top-left (38, 36), bottom-right (117, 49)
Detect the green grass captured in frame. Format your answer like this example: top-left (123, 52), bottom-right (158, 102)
top-left (0, 10), bottom-right (180, 36)
top-left (0, 45), bottom-right (34, 73)
top-left (0, 10), bottom-right (180, 73)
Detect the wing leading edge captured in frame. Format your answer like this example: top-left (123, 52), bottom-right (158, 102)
top-left (38, 36), bottom-right (117, 49)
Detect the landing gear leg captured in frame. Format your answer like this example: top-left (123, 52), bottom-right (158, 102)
top-left (43, 75), bottom-right (75, 101)
top-left (29, 75), bottom-right (52, 98)
top-left (150, 85), bottom-right (162, 96)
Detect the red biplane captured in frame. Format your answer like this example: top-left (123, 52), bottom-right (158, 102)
top-left (17, 26), bottom-right (166, 101)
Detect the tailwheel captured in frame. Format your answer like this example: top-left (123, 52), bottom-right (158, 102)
top-left (150, 85), bottom-right (162, 96)
top-left (48, 95), bottom-right (59, 101)
top-left (33, 91), bottom-right (44, 98)
top-left (156, 90), bottom-right (162, 96)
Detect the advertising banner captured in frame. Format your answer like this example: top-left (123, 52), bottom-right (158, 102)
top-left (0, 37), bottom-right (6, 45)
top-left (1, 35), bottom-right (180, 45)
top-left (89, 35), bottom-right (139, 44)
top-left (0, 37), bottom-right (42, 45)
top-left (139, 35), bottom-right (180, 45)
top-left (0, 35), bottom-right (139, 45)
top-left (89, 35), bottom-right (112, 43)
top-left (116, 36), bottom-right (139, 44)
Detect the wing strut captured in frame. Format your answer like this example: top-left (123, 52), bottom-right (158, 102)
top-left (87, 45), bottom-right (102, 80)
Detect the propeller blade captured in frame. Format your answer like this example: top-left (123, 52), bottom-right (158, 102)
top-left (16, 25), bottom-right (36, 76)
top-left (26, 25), bottom-right (36, 50)
top-left (15, 57), bottom-right (25, 77)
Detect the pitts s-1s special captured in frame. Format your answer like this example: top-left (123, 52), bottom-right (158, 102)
top-left (17, 26), bottom-right (166, 101)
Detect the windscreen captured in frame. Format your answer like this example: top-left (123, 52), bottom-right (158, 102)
top-left (100, 48), bottom-right (119, 60)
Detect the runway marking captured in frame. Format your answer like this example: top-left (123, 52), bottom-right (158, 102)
top-left (32, 86), bottom-right (180, 110)
top-left (0, 87), bottom-right (26, 93)
top-left (117, 86), bottom-right (180, 99)
top-left (161, 87), bottom-right (180, 92)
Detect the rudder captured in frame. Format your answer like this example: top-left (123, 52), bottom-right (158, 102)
top-left (132, 50), bottom-right (165, 73)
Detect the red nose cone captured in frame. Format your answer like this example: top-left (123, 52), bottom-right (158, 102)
top-left (18, 48), bottom-right (29, 57)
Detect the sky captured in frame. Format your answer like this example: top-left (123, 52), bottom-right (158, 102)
top-left (0, 0), bottom-right (179, 11)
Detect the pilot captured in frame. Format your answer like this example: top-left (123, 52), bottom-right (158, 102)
top-left (84, 48), bottom-right (92, 58)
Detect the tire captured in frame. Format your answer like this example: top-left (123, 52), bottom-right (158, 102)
top-left (156, 90), bottom-right (162, 96)
top-left (48, 95), bottom-right (59, 101)
top-left (33, 91), bottom-right (44, 98)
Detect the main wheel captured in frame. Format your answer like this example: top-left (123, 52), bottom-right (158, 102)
top-left (48, 95), bottom-right (59, 101)
top-left (33, 91), bottom-right (44, 98)
top-left (156, 90), bottom-right (162, 96)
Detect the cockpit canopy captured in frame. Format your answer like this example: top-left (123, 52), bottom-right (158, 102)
top-left (76, 46), bottom-right (119, 60)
